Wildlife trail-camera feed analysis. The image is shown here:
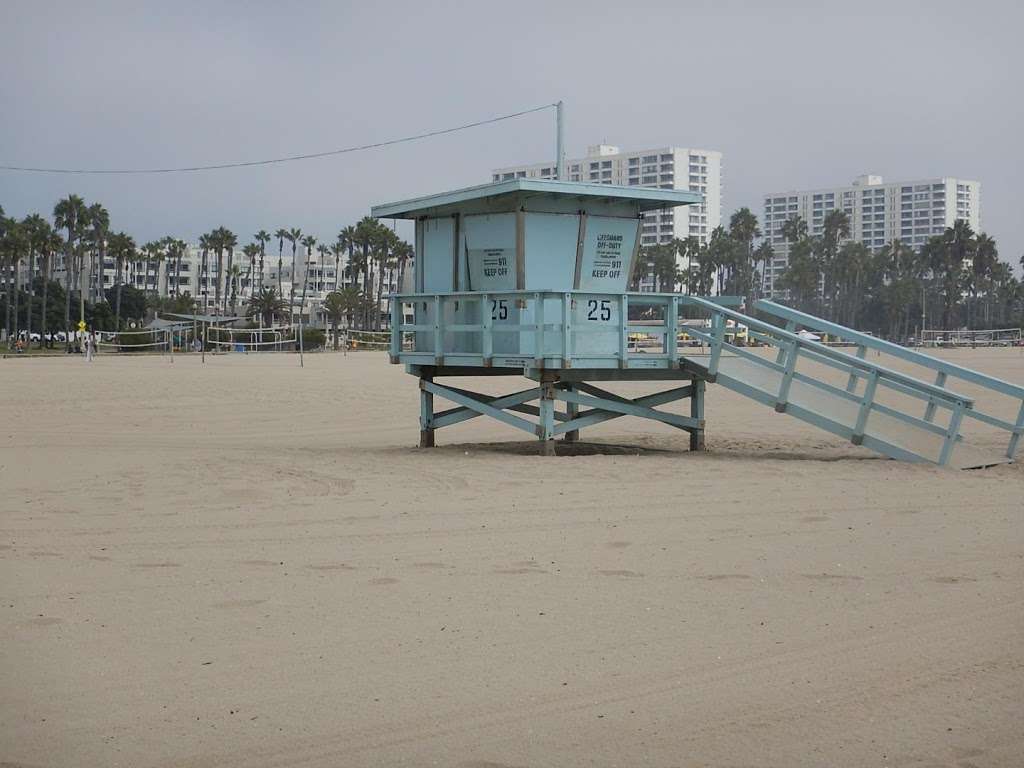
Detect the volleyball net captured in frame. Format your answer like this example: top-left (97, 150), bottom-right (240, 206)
top-left (920, 328), bottom-right (1023, 347)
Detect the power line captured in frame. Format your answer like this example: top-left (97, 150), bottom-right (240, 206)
top-left (0, 103), bottom-right (557, 175)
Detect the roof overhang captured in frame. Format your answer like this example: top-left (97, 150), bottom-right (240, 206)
top-left (371, 178), bottom-right (702, 220)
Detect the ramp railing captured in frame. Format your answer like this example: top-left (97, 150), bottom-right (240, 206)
top-left (755, 300), bottom-right (1024, 463)
top-left (677, 295), bottom-right (977, 466)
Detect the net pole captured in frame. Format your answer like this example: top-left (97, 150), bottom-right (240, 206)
top-left (202, 323), bottom-right (206, 364)
top-left (299, 317), bottom-right (304, 368)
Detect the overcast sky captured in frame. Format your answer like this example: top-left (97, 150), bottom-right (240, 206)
top-left (2, 1), bottom-right (1021, 272)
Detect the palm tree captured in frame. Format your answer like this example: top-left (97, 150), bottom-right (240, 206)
top-left (353, 218), bottom-right (377, 326)
top-left (247, 286), bottom-right (288, 327)
top-left (274, 228), bottom-right (287, 298)
top-left (109, 232), bottom-right (136, 331)
top-left (780, 214), bottom-right (808, 245)
top-left (172, 238), bottom-right (187, 298)
top-left (209, 228), bottom-right (225, 313)
top-left (254, 230), bottom-right (271, 296)
top-left (242, 243), bottom-right (259, 301)
top-left (1, 218), bottom-right (27, 348)
top-left (40, 230), bottom-right (62, 347)
top-left (0, 209), bottom-right (8, 343)
top-left (728, 207), bottom-right (761, 298)
top-left (972, 233), bottom-right (997, 328)
top-left (928, 220), bottom-right (975, 329)
top-left (286, 227), bottom-right (302, 317)
top-left (221, 228), bottom-right (238, 312)
top-left (141, 241), bottom-right (161, 297)
top-left (228, 264), bottom-right (242, 312)
top-left (322, 290), bottom-right (349, 350)
top-left (299, 234), bottom-right (316, 318)
top-left (330, 240), bottom-right (345, 294)
top-left (317, 243), bottom-right (331, 292)
top-left (86, 204), bottom-right (110, 304)
top-left (338, 225), bottom-right (357, 288)
top-left (371, 227), bottom-right (398, 330)
top-left (53, 194), bottom-right (88, 350)
top-left (22, 215), bottom-right (51, 348)
top-left (819, 209), bottom-right (850, 317)
top-left (198, 233), bottom-right (213, 312)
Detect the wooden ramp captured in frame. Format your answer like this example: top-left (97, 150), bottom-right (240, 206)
top-left (681, 297), bottom-right (1024, 469)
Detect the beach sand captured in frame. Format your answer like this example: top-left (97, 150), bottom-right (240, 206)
top-left (1, 348), bottom-right (1022, 767)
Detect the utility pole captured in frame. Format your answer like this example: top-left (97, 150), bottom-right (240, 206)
top-left (555, 100), bottom-right (566, 181)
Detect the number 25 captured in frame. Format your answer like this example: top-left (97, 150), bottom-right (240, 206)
top-left (586, 299), bottom-right (611, 321)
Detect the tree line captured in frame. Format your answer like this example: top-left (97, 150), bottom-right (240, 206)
top-left (632, 207), bottom-right (1023, 340)
top-left (1, 195), bottom-right (413, 350)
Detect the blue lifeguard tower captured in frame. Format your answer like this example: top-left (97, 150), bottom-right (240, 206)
top-left (376, 179), bottom-right (1024, 467)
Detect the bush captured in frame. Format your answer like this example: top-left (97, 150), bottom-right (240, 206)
top-left (300, 327), bottom-right (326, 350)
top-left (115, 332), bottom-right (162, 352)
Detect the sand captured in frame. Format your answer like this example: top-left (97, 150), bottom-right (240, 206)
top-left (1, 348), bottom-right (1022, 767)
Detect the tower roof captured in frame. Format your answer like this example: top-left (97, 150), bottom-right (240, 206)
top-left (371, 178), bottom-right (701, 220)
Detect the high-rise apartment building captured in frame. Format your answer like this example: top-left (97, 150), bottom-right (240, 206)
top-left (492, 143), bottom-right (723, 250)
top-left (761, 174), bottom-right (981, 297)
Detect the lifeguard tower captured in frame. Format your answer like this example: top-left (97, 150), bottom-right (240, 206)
top-left (377, 178), bottom-right (1024, 467)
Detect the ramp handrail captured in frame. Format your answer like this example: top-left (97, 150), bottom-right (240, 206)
top-left (679, 295), bottom-right (973, 408)
top-left (755, 299), bottom-right (1024, 460)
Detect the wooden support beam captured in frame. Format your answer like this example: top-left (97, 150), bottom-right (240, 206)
top-left (419, 375), bottom-right (434, 447)
top-left (690, 378), bottom-right (706, 451)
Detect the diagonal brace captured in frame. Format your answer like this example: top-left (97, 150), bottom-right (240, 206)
top-left (553, 386), bottom-right (701, 434)
top-left (431, 385), bottom-right (541, 429)
top-left (422, 380), bottom-right (539, 435)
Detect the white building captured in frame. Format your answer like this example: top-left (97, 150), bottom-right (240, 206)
top-left (761, 174), bottom-right (981, 297)
top-left (493, 143), bottom-right (723, 253)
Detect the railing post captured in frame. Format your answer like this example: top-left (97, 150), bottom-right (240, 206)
top-left (619, 294), bottom-right (629, 368)
top-left (668, 296), bottom-right (679, 366)
top-left (939, 401), bottom-right (965, 467)
top-left (775, 320), bottom-right (796, 365)
top-left (775, 341), bottom-right (800, 413)
top-left (561, 292), bottom-right (572, 367)
top-left (924, 370), bottom-right (947, 422)
top-left (433, 294), bottom-right (443, 366)
top-left (845, 344), bottom-right (867, 392)
top-left (708, 312), bottom-right (724, 378)
top-left (533, 292), bottom-right (544, 368)
top-left (1007, 400), bottom-right (1024, 460)
top-left (851, 370), bottom-right (879, 445)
